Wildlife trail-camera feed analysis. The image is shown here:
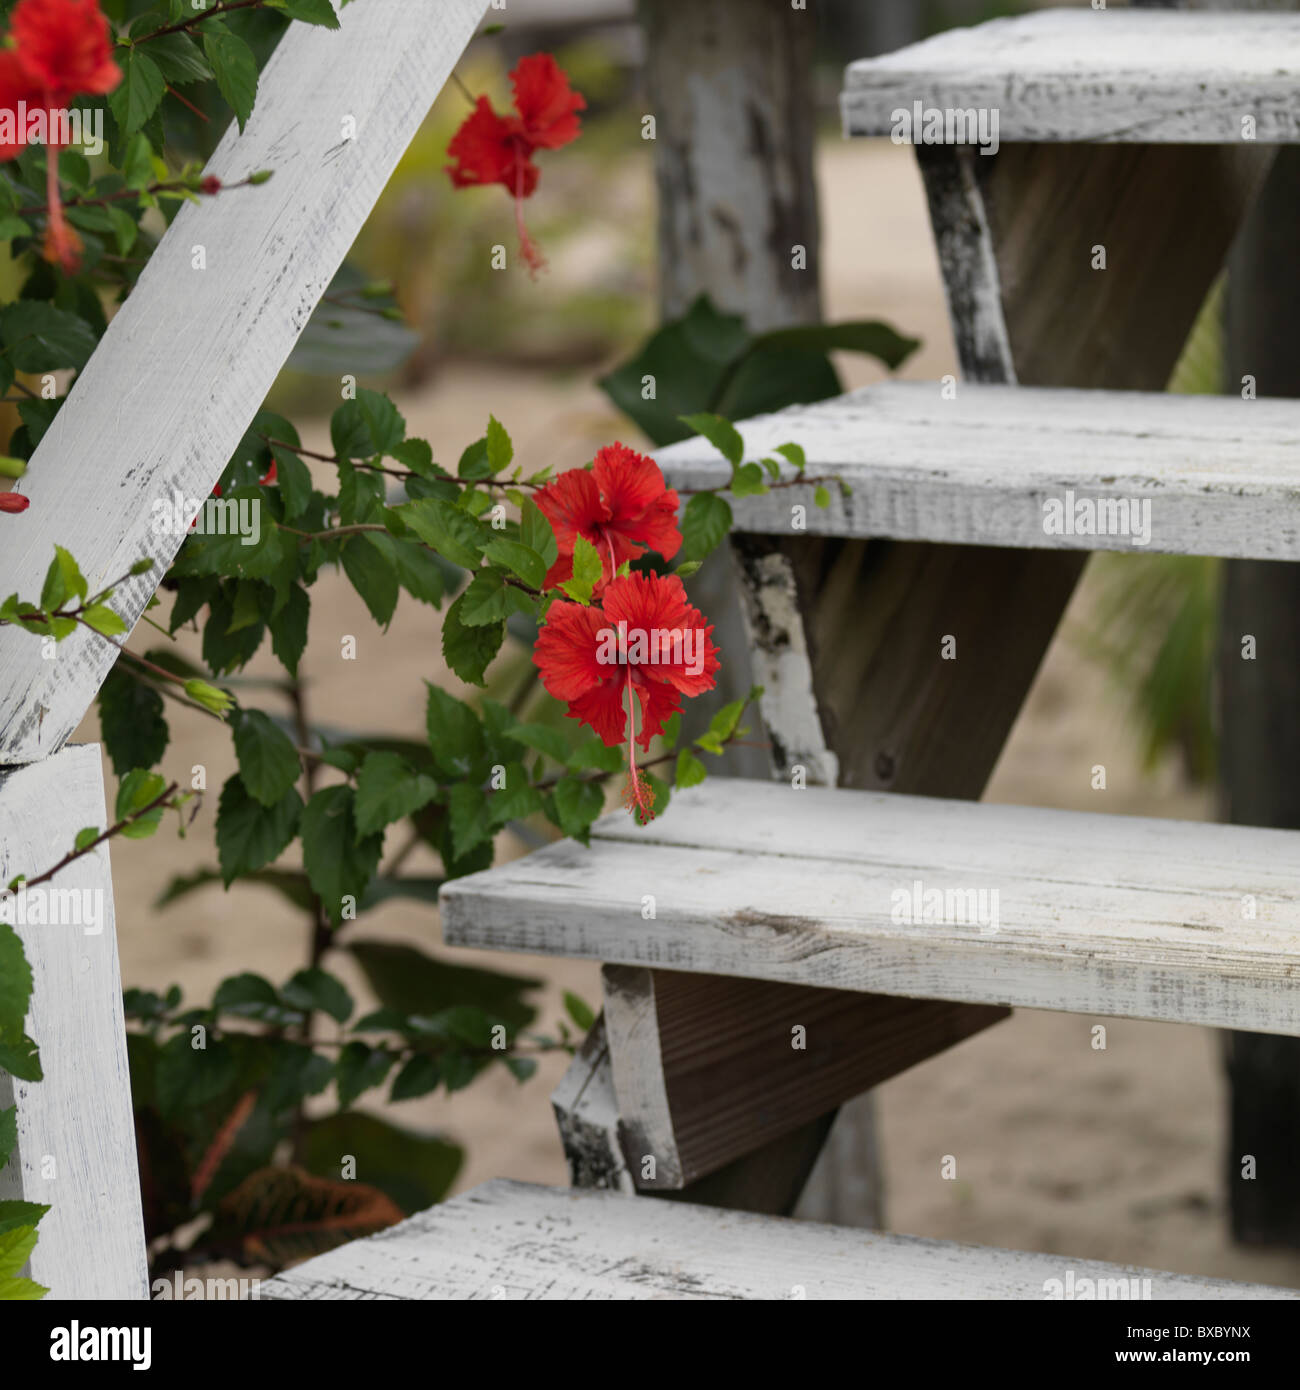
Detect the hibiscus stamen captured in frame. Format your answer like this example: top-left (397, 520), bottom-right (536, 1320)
top-left (514, 151), bottom-right (545, 278)
top-left (43, 141), bottom-right (81, 274)
top-left (621, 669), bottom-right (654, 823)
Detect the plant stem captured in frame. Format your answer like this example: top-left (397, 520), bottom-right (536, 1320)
top-left (18, 782), bottom-right (181, 890)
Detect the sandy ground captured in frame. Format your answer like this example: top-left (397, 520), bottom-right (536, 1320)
top-left (79, 138), bottom-right (1300, 1290)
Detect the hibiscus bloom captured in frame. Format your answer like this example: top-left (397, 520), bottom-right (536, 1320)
top-left (0, 0), bottom-right (121, 274)
top-left (534, 572), bottom-right (719, 821)
top-left (535, 443), bottom-right (682, 591)
top-left (445, 53), bottom-right (584, 274)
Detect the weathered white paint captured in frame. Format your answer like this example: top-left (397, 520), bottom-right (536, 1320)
top-left (728, 545), bottom-right (838, 785)
top-left (549, 1016), bottom-right (636, 1195)
top-left (658, 382), bottom-right (1300, 558)
top-left (0, 0), bottom-right (488, 765)
top-left (0, 744), bottom-right (148, 1300)
top-left (261, 1178), bottom-right (1299, 1300)
top-left (442, 778), bottom-right (1300, 1035)
top-left (842, 10), bottom-right (1300, 144)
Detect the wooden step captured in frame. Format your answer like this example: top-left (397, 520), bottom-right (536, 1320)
top-left (261, 1178), bottom-right (1298, 1300)
top-left (842, 9), bottom-right (1300, 146)
top-left (655, 382), bottom-right (1300, 560)
top-left (441, 779), bottom-right (1300, 1037)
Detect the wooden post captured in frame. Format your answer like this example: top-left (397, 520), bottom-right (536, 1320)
top-left (636, 0), bottom-right (882, 1223)
top-left (0, 745), bottom-right (148, 1299)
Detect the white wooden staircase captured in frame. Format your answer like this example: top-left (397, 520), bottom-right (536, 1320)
top-left (262, 7), bottom-right (1300, 1300)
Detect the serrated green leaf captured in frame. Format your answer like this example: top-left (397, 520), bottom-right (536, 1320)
top-left (560, 534), bottom-right (603, 603)
top-left (353, 752), bottom-right (439, 837)
top-left (680, 412), bottom-right (744, 467)
top-left (675, 748), bottom-right (707, 788)
top-left (233, 708), bottom-right (301, 806)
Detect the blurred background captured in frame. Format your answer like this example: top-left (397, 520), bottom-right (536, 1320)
top-left (51, 0), bottom-right (1300, 1288)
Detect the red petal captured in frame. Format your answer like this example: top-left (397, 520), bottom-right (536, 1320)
top-left (510, 53), bottom-right (586, 150)
top-left (594, 443), bottom-right (683, 562)
top-left (532, 599), bottom-right (610, 702)
top-left (535, 467), bottom-right (606, 585)
top-left (11, 0), bottom-right (121, 106)
top-left (0, 51), bottom-right (46, 160)
top-left (600, 572), bottom-right (720, 697)
top-left (446, 97), bottom-right (533, 192)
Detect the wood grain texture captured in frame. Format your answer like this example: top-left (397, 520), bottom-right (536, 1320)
top-left (0, 0), bottom-right (487, 765)
top-left (442, 777), bottom-right (1300, 1035)
top-left (660, 382), bottom-right (1300, 560)
top-left (261, 1178), bottom-right (1299, 1300)
top-left (842, 9), bottom-right (1300, 143)
top-left (0, 744), bottom-right (148, 1299)
top-left (602, 965), bottom-right (1007, 1189)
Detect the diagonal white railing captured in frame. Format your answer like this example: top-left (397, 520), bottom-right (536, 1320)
top-left (0, 0), bottom-right (487, 765)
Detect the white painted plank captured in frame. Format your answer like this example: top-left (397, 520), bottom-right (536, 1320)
top-left (261, 1178), bottom-right (1298, 1300)
top-left (656, 382), bottom-right (1300, 559)
top-left (549, 1015), bottom-right (636, 1194)
top-left (0, 0), bottom-right (488, 765)
top-left (442, 778), bottom-right (1300, 1036)
top-left (0, 744), bottom-right (148, 1299)
top-left (842, 9), bottom-right (1300, 144)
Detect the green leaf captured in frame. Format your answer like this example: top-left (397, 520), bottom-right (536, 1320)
top-left (552, 776), bottom-right (605, 844)
top-left (0, 926), bottom-right (32, 1045)
top-left (281, 968), bottom-right (353, 1024)
top-left (0, 1106), bottom-right (15, 1170)
top-left (566, 736), bottom-right (623, 773)
top-left (679, 492), bottom-right (733, 563)
top-left (74, 827), bottom-right (99, 851)
top-left (680, 412), bottom-right (744, 468)
top-left (507, 723), bottom-right (569, 763)
top-left (447, 781), bottom-right (492, 860)
top-left (563, 991), bottom-right (596, 1032)
top-left (40, 545), bottom-right (86, 612)
top-left (519, 498), bottom-right (559, 571)
top-left (0, 1031), bottom-right (41, 1083)
top-left (391, 540), bottom-right (445, 608)
top-left (0, 301), bottom-right (97, 373)
top-left (675, 748), bottom-right (707, 788)
top-left (0, 1225), bottom-right (39, 1281)
top-left (709, 699), bottom-right (747, 742)
top-left (488, 762), bottom-right (543, 827)
top-left (216, 775), bottom-right (303, 886)
top-left (270, 0), bottom-right (340, 28)
top-left (750, 320), bottom-right (920, 368)
top-left (389, 1054), bottom-right (441, 1101)
top-left (341, 533), bottom-right (399, 627)
top-left (144, 32), bottom-right (214, 85)
top-left (271, 446), bottom-right (313, 520)
top-left (774, 441), bottom-right (806, 471)
top-left (353, 752), bottom-right (439, 837)
top-left (335, 1042), bottom-right (395, 1108)
top-left (301, 787), bottom-right (383, 925)
top-left (425, 683), bottom-right (484, 776)
top-left (115, 769), bottom-right (167, 838)
top-left (482, 538), bottom-right (545, 590)
top-left (108, 49), bottom-right (166, 135)
top-left (213, 972), bottom-right (280, 1018)
top-left (814, 485), bottom-right (831, 509)
top-left (270, 583), bottom-right (310, 677)
top-left (485, 415), bottom-right (513, 473)
top-left (457, 568), bottom-right (530, 627)
top-left (233, 709), bottom-right (301, 807)
top-left (560, 534), bottom-right (603, 603)
top-left (331, 390), bottom-right (405, 460)
top-left (347, 942), bottom-right (539, 1032)
top-left (203, 29), bottom-right (259, 131)
top-left (300, 1112), bottom-right (461, 1214)
top-left (730, 462), bottom-right (768, 498)
top-left (80, 603), bottom-right (127, 637)
top-left (395, 498), bottom-right (488, 570)
top-left (441, 594), bottom-right (504, 687)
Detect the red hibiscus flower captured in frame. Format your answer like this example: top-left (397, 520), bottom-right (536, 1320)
top-left (534, 571), bottom-right (719, 821)
top-left (0, 491), bottom-right (30, 513)
top-left (535, 443), bottom-right (682, 591)
top-left (445, 53), bottom-right (585, 275)
top-left (0, 0), bottom-right (121, 274)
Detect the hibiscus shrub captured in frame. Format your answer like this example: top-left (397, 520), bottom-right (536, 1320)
top-left (0, 1), bottom-right (842, 1284)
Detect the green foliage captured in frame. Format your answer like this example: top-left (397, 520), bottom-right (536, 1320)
top-left (599, 294), bottom-right (919, 446)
